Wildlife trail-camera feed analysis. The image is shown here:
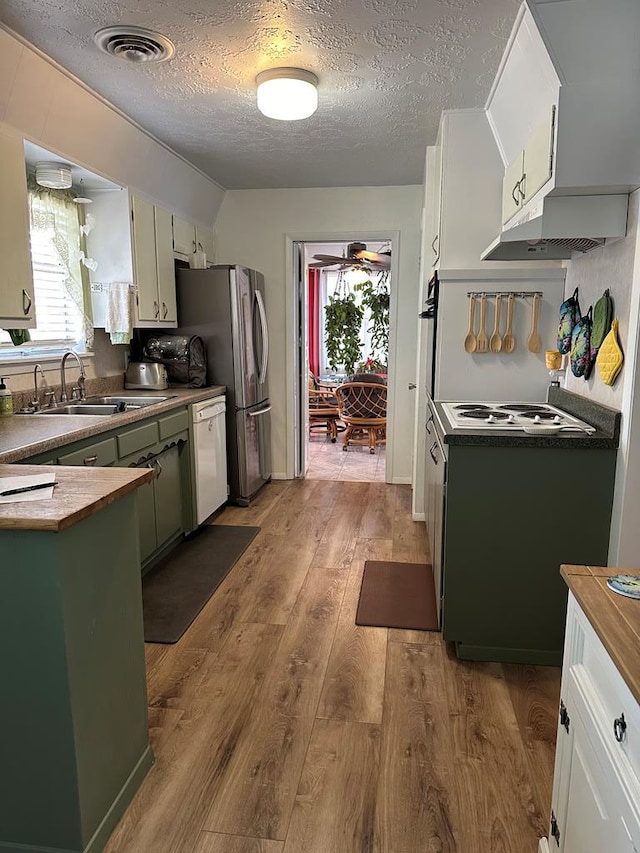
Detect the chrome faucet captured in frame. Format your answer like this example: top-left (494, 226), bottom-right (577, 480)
top-left (60, 351), bottom-right (86, 402)
top-left (31, 363), bottom-right (57, 411)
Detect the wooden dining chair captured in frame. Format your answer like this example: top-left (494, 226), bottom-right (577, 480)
top-left (308, 373), bottom-right (341, 441)
top-left (334, 379), bottom-right (387, 453)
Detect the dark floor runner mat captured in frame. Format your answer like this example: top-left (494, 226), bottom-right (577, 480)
top-left (142, 525), bottom-right (260, 643)
top-left (355, 560), bottom-right (439, 631)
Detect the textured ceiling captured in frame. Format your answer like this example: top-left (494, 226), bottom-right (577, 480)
top-left (1, 0), bottom-right (519, 190)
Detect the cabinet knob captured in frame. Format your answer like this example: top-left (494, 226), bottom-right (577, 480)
top-left (83, 454), bottom-right (98, 466)
top-left (614, 713), bottom-right (627, 742)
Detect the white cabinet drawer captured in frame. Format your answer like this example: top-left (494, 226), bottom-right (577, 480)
top-left (567, 594), bottom-right (640, 787)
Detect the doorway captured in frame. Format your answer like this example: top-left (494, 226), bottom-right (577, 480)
top-left (292, 237), bottom-right (394, 483)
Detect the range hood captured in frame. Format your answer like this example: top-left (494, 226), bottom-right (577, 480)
top-left (482, 194), bottom-right (629, 262)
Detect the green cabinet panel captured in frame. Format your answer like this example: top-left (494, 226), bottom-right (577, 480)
top-left (441, 443), bottom-right (617, 665)
top-left (153, 444), bottom-right (183, 548)
top-left (117, 421), bottom-right (159, 458)
top-left (58, 436), bottom-right (117, 467)
top-left (158, 408), bottom-right (189, 440)
top-left (0, 495), bottom-right (152, 852)
top-left (135, 477), bottom-right (158, 564)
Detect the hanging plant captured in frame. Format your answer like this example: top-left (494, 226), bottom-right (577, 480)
top-left (355, 270), bottom-right (390, 365)
top-left (324, 274), bottom-right (364, 374)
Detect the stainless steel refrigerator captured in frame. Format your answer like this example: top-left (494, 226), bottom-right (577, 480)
top-left (175, 265), bottom-right (271, 506)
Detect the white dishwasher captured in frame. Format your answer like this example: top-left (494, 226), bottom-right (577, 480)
top-left (191, 396), bottom-right (227, 524)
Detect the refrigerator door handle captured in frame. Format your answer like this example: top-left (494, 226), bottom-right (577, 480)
top-left (255, 288), bottom-right (269, 385)
top-left (248, 405), bottom-right (272, 417)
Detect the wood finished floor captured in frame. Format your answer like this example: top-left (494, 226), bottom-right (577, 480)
top-left (105, 479), bottom-right (560, 853)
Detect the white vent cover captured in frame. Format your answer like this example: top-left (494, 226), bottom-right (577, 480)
top-left (93, 26), bottom-right (175, 63)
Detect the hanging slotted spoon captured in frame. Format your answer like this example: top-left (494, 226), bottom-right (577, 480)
top-left (502, 293), bottom-right (516, 353)
top-left (489, 294), bottom-right (502, 353)
top-left (476, 294), bottom-right (489, 353)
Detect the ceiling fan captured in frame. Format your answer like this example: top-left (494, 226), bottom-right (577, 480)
top-left (310, 241), bottom-right (391, 271)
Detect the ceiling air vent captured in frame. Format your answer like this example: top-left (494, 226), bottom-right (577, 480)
top-left (93, 26), bottom-right (175, 63)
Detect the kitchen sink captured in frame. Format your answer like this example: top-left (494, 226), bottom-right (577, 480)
top-left (82, 395), bottom-right (176, 407)
top-left (35, 395), bottom-right (176, 415)
top-left (39, 404), bottom-right (122, 416)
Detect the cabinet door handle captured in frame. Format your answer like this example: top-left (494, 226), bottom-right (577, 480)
top-left (83, 454), bottom-right (98, 466)
top-left (162, 301), bottom-right (168, 319)
top-left (22, 289), bottom-right (32, 315)
top-left (518, 174), bottom-right (526, 199)
top-left (154, 458), bottom-right (163, 478)
top-left (614, 713), bottom-right (627, 742)
top-left (429, 441), bottom-right (439, 464)
top-left (511, 182), bottom-right (521, 206)
top-left (153, 300), bottom-right (160, 318)
top-left (426, 415), bottom-right (434, 434)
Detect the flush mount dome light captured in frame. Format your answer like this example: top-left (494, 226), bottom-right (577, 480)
top-left (35, 161), bottom-right (73, 189)
top-left (256, 67), bottom-right (319, 120)
top-left (93, 25), bottom-right (175, 63)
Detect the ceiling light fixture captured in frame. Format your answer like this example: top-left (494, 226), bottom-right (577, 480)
top-left (256, 67), bottom-right (319, 121)
top-left (35, 161), bottom-right (73, 189)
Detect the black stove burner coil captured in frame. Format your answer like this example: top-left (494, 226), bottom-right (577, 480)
top-left (497, 404), bottom-right (552, 412)
top-left (460, 410), bottom-right (510, 420)
top-left (453, 404), bottom-right (491, 410)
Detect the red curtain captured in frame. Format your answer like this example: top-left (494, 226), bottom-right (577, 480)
top-left (308, 268), bottom-right (321, 378)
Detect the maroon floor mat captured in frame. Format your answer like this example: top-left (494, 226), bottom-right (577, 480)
top-left (355, 560), bottom-right (439, 631)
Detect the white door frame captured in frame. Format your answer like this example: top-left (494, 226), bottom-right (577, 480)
top-left (284, 229), bottom-right (401, 482)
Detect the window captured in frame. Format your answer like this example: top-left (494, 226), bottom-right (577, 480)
top-left (0, 180), bottom-right (93, 358)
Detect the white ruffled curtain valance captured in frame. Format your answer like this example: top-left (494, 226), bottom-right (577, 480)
top-left (27, 176), bottom-right (94, 349)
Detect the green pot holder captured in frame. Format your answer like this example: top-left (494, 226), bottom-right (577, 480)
top-left (591, 288), bottom-right (613, 356)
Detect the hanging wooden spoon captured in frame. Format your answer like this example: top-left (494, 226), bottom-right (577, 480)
top-left (527, 294), bottom-right (542, 353)
top-left (476, 294), bottom-right (489, 353)
top-left (489, 294), bottom-right (502, 353)
top-left (463, 295), bottom-right (477, 353)
top-left (502, 293), bottom-right (516, 353)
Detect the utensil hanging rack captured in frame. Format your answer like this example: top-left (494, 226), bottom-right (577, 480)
top-left (466, 290), bottom-right (543, 299)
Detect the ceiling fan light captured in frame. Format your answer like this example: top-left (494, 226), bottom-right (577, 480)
top-left (256, 68), bottom-right (318, 121)
top-left (35, 161), bottom-right (73, 189)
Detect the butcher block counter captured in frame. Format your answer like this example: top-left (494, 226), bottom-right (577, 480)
top-left (0, 463), bottom-right (154, 853)
top-left (561, 564), bottom-right (640, 705)
top-left (0, 463), bottom-right (154, 530)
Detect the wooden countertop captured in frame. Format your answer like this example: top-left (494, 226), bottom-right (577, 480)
top-left (562, 564), bottom-right (640, 706)
top-left (0, 464), bottom-right (155, 532)
top-left (0, 385), bottom-right (225, 464)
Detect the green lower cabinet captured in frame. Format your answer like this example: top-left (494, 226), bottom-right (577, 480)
top-left (20, 408), bottom-right (195, 572)
top-left (118, 435), bottom-right (190, 573)
top-left (153, 443), bottom-right (183, 549)
top-left (0, 494), bottom-right (152, 853)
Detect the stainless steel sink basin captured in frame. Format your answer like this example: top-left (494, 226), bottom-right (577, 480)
top-left (36, 395), bottom-right (176, 415)
top-left (82, 395), bottom-right (175, 407)
top-left (39, 404), bottom-right (121, 416)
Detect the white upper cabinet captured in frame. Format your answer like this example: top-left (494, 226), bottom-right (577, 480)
top-left (172, 215), bottom-right (196, 257)
top-left (0, 129), bottom-right (34, 327)
top-left (425, 110), bottom-right (505, 270)
top-left (488, 0), bottom-right (640, 230)
top-left (131, 196), bottom-right (177, 326)
top-left (173, 215), bottom-right (215, 264)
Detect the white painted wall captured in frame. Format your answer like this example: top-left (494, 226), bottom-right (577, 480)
top-left (214, 186), bottom-right (423, 482)
top-left (0, 26), bottom-right (225, 226)
top-left (553, 190), bottom-right (640, 567)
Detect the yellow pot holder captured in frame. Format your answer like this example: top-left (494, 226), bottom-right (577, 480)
top-left (596, 318), bottom-right (624, 386)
